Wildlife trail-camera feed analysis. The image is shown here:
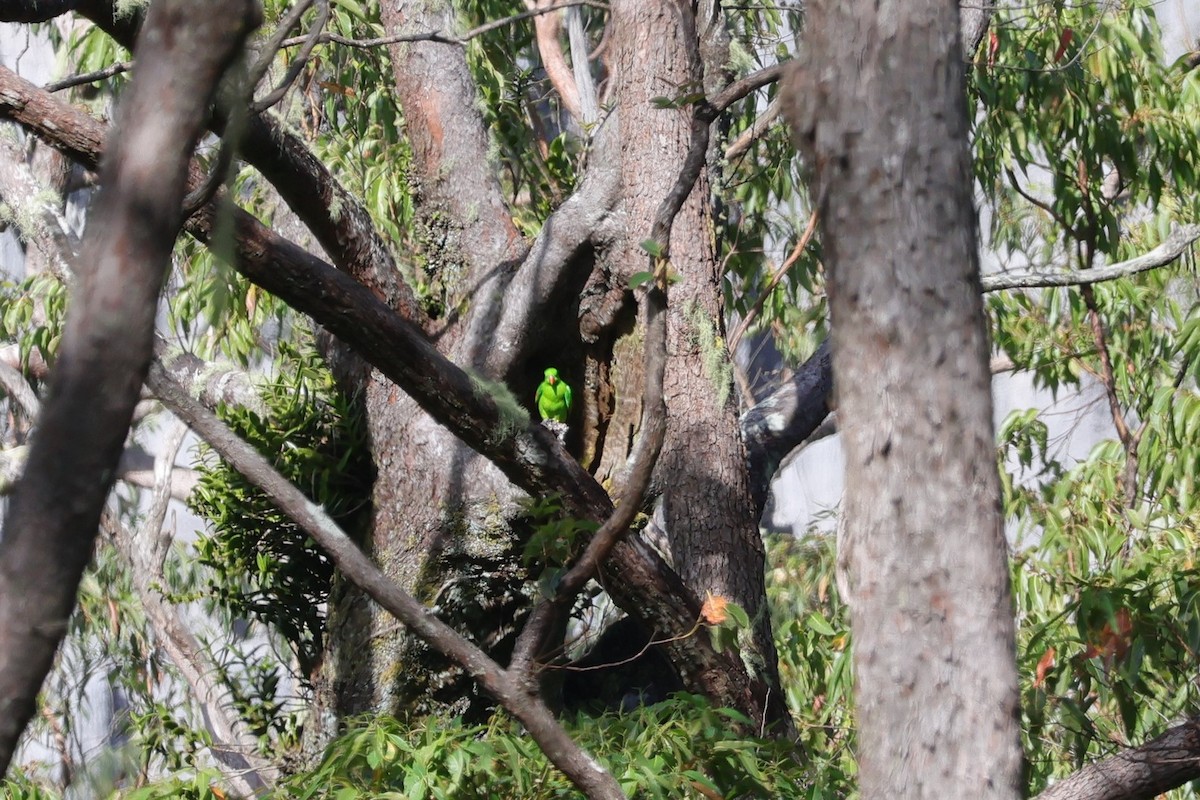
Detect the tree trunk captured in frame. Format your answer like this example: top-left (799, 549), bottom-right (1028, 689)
top-left (311, 0), bottom-right (530, 726)
top-left (785, 1), bottom-right (1023, 797)
top-left (581, 0), bottom-right (783, 699)
top-left (312, 0), bottom-right (786, 728)
top-left (0, 0), bottom-right (259, 774)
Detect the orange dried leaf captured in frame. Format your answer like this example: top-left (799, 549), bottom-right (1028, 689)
top-left (1034, 647), bottom-right (1055, 688)
top-left (1085, 608), bottom-right (1134, 666)
top-left (700, 593), bottom-right (729, 625)
top-left (318, 80), bottom-right (355, 97)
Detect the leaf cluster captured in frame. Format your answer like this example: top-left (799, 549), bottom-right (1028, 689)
top-left (459, 0), bottom-right (582, 233)
top-left (188, 343), bottom-right (374, 678)
top-left (0, 272), bottom-right (66, 372)
top-left (973, 0), bottom-right (1200, 264)
top-left (287, 696), bottom-right (805, 800)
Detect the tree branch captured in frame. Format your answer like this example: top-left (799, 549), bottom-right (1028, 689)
top-left (77, 1), bottom-right (426, 322)
top-left (0, 0), bottom-right (77, 22)
top-left (280, 0), bottom-right (609, 49)
top-left (527, 0), bottom-right (584, 123)
top-left (0, 136), bottom-right (78, 275)
top-left (100, 509), bottom-right (274, 796)
top-left (737, 223), bottom-right (1200, 512)
top-left (981, 225), bottom-right (1200, 291)
top-left (155, 343), bottom-right (270, 418)
top-left (725, 96), bottom-right (781, 162)
top-left (1035, 717), bottom-right (1200, 800)
top-left (475, 114), bottom-right (623, 379)
top-left (512, 281), bottom-right (667, 677)
top-left (0, 358), bottom-right (40, 420)
top-left (44, 60), bottom-right (130, 93)
top-left (740, 338), bottom-right (832, 517)
top-left (0, 0), bottom-right (260, 777)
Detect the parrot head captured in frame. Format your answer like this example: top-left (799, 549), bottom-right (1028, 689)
top-left (544, 367), bottom-right (559, 385)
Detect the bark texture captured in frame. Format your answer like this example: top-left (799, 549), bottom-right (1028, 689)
top-left (306, 0), bottom-right (534, 726)
top-left (311, 0), bottom-right (788, 727)
top-left (585, 0), bottom-right (783, 699)
top-left (0, 0), bottom-right (259, 776)
top-left (1034, 717), bottom-right (1200, 800)
top-left (785, 1), bottom-right (1023, 797)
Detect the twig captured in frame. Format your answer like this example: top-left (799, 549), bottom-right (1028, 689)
top-left (139, 419), bottom-right (188, 575)
top-left (251, 0), bottom-right (329, 113)
top-left (710, 63), bottom-right (786, 113)
top-left (725, 96), bottom-right (781, 161)
top-left (44, 60), bottom-right (131, 93)
top-left (549, 619), bottom-right (703, 673)
top-left (101, 509), bottom-right (274, 796)
top-left (728, 208), bottom-right (818, 354)
top-left (1006, 167), bottom-right (1081, 239)
top-left (280, 0), bottom-right (609, 49)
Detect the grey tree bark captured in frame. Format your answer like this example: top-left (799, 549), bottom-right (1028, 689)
top-left (784, 1), bottom-right (1023, 797)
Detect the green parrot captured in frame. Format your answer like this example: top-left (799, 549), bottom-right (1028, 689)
top-left (535, 367), bottom-right (572, 423)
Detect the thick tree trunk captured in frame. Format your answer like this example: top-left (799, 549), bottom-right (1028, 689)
top-left (313, 0), bottom-right (785, 726)
top-left (0, 0), bottom-right (259, 775)
top-left (583, 0), bottom-right (783, 700)
top-left (312, 0), bottom-right (531, 726)
top-left (785, 1), bottom-right (1023, 797)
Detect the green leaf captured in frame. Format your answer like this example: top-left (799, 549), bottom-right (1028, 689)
top-left (639, 239), bottom-right (665, 258)
top-left (807, 612), bottom-right (836, 636)
top-left (629, 271), bottom-right (654, 289)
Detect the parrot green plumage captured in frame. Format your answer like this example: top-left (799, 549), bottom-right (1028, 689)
top-left (536, 367), bottom-right (572, 423)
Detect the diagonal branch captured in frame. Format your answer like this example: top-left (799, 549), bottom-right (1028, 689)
top-left (981, 225), bottom-right (1200, 291)
top-left (102, 504), bottom-right (276, 796)
top-left (741, 338), bottom-right (832, 517)
top-left (0, 0), bottom-right (260, 777)
top-left (146, 362), bottom-right (628, 800)
top-left (1034, 717), bottom-right (1200, 800)
top-left (527, 0), bottom-right (584, 123)
top-left (78, 1), bottom-right (426, 323)
top-left (511, 280), bottom-right (667, 676)
top-left (738, 224), bottom-right (1200, 512)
